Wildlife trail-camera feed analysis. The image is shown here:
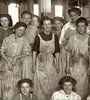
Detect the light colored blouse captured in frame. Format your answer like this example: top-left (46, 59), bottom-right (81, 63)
top-left (50, 90), bottom-right (81, 100)
top-left (59, 22), bottom-right (76, 44)
top-left (1, 34), bottom-right (31, 57)
top-left (87, 95), bottom-right (90, 100)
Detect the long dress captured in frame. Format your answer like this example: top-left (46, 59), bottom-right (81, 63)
top-left (59, 22), bottom-right (76, 77)
top-left (0, 34), bottom-right (32, 100)
top-left (66, 33), bottom-right (89, 99)
top-left (33, 32), bottom-right (60, 100)
top-left (0, 27), bottom-right (12, 99)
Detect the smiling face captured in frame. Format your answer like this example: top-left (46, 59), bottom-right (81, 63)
top-left (0, 17), bottom-right (9, 28)
top-left (21, 82), bottom-right (31, 96)
top-left (77, 22), bottom-right (87, 35)
top-left (43, 19), bottom-right (52, 33)
top-left (63, 82), bottom-right (73, 94)
top-left (15, 26), bottom-right (26, 37)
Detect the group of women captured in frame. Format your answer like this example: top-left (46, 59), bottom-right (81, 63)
top-left (0, 7), bottom-right (90, 100)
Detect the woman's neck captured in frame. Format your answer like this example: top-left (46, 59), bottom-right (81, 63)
top-left (2, 27), bottom-right (9, 30)
top-left (44, 31), bottom-right (50, 35)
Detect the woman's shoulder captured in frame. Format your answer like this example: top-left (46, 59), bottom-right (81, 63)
top-left (87, 95), bottom-right (90, 100)
top-left (71, 91), bottom-right (81, 99)
top-left (52, 90), bottom-right (63, 96)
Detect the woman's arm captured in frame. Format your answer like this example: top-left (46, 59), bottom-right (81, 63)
top-left (55, 53), bottom-right (60, 73)
top-left (66, 51), bottom-right (71, 75)
top-left (32, 51), bottom-right (37, 73)
top-left (1, 50), bottom-right (13, 71)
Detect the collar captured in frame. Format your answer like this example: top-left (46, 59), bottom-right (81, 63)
top-left (59, 89), bottom-right (76, 96)
top-left (10, 34), bottom-right (24, 42)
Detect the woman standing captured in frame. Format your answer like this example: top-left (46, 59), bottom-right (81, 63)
top-left (66, 17), bottom-right (89, 99)
top-left (59, 7), bottom-right (81, 77)
top-left (0, 22), bottom-right (31, 100)
top-left (32, 16), bottom-right (60, 100)
top-left (0, 14), bottom-right (13, 48)
top-left (53, 17), bottom-right (65, 39)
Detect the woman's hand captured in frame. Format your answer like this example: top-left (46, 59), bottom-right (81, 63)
top-left (12, 56), bottom-right (17, 66)
top-left (32, 65), bottom-right (36, 73)
top-left (65, 67), bottom-right (71, 76)
top-left (56, 67), bottom-right (60, 73)
top-left (7, 61), bottom-right (13, 71)
top-left (87, 67), bottom-right (90, 76)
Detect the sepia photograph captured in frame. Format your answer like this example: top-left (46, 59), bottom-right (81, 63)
top-left (0, 0), bottom-right (90, 100)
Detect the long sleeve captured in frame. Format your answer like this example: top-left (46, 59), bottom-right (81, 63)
top-left (59, 22), bottom-right (70, 44)
top-left (32, 35), bottom-right (40, 53)
top-left (54, 35), bottom-right (60, 53)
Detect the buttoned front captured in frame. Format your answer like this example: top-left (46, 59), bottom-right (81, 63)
top-left (51, 90), bottom-right (81, 100)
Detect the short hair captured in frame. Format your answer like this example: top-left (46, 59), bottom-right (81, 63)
top-left (53, 17), bottom-right (65, 25)
top-left (17, 78), bottom-right (33, 88)
top-left (59, 76), bottom-right (77, 90)
top-left (76, 17), bottom-right (88, 26)
top-left (0, 14), bottom-right (13, 26)
top-left (32, 14), bottom-right (40, 23)
top-left (14, 22), bottom-right (27, 30)
top-left (40, 16), bottom-right (53, 25)
top-left (68, 7), bottom-right (81, 16)
top-left (21, 11), bottom-right (32, 18)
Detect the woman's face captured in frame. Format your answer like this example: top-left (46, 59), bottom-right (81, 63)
top-left (21, 82), bottom-right (31, 96)
top-left (69, 12), bottom-right (79, 23)
top-left (31, 16), bottom-right (39, 26)
top-left (77, 22), bottom-right (87, 35)
top-left (0, 17), bottom-right (9, 28)
top-left (54, 20), bottom-right (63, 31)
top-left (15, 26), bottom-right (26, 37)
top-left (43, 20), bottom-right (52, 33)
top-left (22, 14), bottom-right (31, 26)
top-left (63, 82), bottom-right (73, 94)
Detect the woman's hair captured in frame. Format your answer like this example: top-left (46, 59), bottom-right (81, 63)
top-left (0, 14), bottom-right (13, 27)
top-left (31, 14), bottom-right (41, 27)
top-left (68, 7), bottom-right (81, 16)
top-left (32, 14), bottom-right (40, 22)
top-left (76, 17), bottom-right (88, 26)
top-left (21, 11), bottom-right (32, 18)
top-left (14, 22), bottom-right (27, 30)
top-left (58, 76), bottom-right (77, 91)
top-left (17, 78), bottom-right (33, 88)
top-left (40, 16), bottom-right (53, 25)
top-left (53, 17), bottom-right (65, 25)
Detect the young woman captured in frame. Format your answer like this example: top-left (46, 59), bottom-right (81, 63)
top-left (66, 17), bottom-right (90, 99)
top-left (50, 76), bottom-right (81, 100)
top-left (0, 22), bottom-right (32, 100)
top-left (0, 14), bottom-right (13, 48)
top-left (53, 17), bottom-right (65, 39)
top-left (24, 14), bottom-right (40, 49)
top-left (13, 78), bottom-right (38, 100)
top-left (59, 7), bottom-right (81, 77)
top-left (59, 7), bottom-right (81, 45)
top-left (32, 16), bottom-right (60, 100)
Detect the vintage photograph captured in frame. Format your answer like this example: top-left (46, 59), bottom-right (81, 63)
top-left (0, 0), bottom-right (90, 100)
